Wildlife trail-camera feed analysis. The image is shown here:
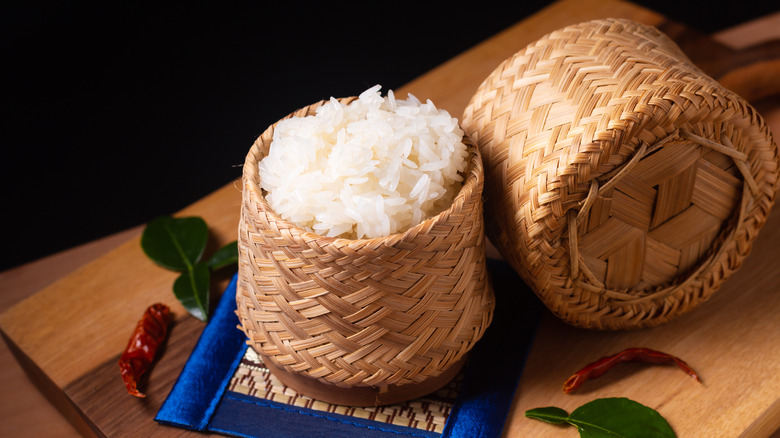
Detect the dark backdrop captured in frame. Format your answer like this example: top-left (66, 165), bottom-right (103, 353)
top-left (2, 1), bottom-right (777, 271)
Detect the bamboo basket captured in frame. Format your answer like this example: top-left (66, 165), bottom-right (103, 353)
top-left (462, 18), bottom-right (778, 330)
top-left (236, 99), bottom-right (495, 405)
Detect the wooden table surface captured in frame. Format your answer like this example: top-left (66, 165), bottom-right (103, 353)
top-left (2, 1), bottom-right (779, 436)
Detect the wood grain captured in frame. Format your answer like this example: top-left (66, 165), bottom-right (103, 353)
top-left (506, 202), bottom-right (780, 436)
top-left (0, 183), bottom-right (242, 438)
top-left (0, 227), bottom-right (143, 438)
top-left (1, 0), bottom-right (778, 436)
top-left (396, 0), bottom-right (665, 112)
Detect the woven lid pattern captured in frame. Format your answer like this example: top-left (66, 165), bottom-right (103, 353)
top-left (237, 99), bottom-right (495, 388)
top-left (462, 18), bottom-right (778, 330)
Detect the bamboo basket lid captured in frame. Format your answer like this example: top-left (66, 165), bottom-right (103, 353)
top-left (236, 98), bottom-right (495, 405)
top-left (461, 18), bottom-right (779, 330)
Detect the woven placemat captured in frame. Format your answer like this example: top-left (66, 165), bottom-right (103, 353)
top-left (229, 347), bottom-right (459, 434)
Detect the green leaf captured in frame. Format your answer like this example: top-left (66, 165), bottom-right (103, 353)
top-left (526, 398), bottom-right (676, 438)
top-left (569, 398), bottom-right (675, 438)
top-left (525, 406), bottom-right (570, 424)
top-left (207, 241), bottom-right (239, 271)
top-left (141, 216), bottom-right (209, 271)
top-left (173, 262), bottom-right (210, 321)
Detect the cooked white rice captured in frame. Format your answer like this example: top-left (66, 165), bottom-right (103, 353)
top-left (258, 85), bottom-right (469, 239)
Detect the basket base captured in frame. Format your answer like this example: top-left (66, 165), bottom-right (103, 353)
top-left (263, 356), bottom-right (467, 407)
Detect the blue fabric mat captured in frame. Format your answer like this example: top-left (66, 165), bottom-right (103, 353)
top-left (156, 259), bottom-right (541, 438)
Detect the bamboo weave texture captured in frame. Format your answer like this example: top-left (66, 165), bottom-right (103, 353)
top-left (237, 99), bottom-right (495, 391)
top-left (462, 18), bottom-right (778, 330)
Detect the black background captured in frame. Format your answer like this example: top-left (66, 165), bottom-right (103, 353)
top-left (2, 1), bottom-right (777, 271)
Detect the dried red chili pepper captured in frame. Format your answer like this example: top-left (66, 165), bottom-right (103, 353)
top-left (119, 303), bottom-right (173, 397)
top-left (563, 347), bottom-right (701, 394)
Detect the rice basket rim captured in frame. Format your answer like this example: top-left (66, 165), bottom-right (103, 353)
top-left (242, 97), bottom-right (484, 246)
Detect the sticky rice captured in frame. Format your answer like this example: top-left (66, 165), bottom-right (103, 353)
top-left (258, 85), bottom-right (469, 239)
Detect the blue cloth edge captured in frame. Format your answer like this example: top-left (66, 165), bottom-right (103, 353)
top-left (441, 258), bottom-right (542, 438)
top-left (155, 272), bottom-right (247, 429)
top-left (210, 391), bottom-right (441, 438)
top-left (445, 321), bottom-right (540, 438)
top-left (203, 342), bottom-right (249, 428)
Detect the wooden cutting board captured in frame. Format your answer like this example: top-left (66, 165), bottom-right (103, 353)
top-left (2, 0), bottom-right (779, 437)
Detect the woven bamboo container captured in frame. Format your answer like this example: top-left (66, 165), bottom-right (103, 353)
top-left (236, 98), bottom-right (495, 405)
top-left (462, 18), bottom-right (778, 330)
